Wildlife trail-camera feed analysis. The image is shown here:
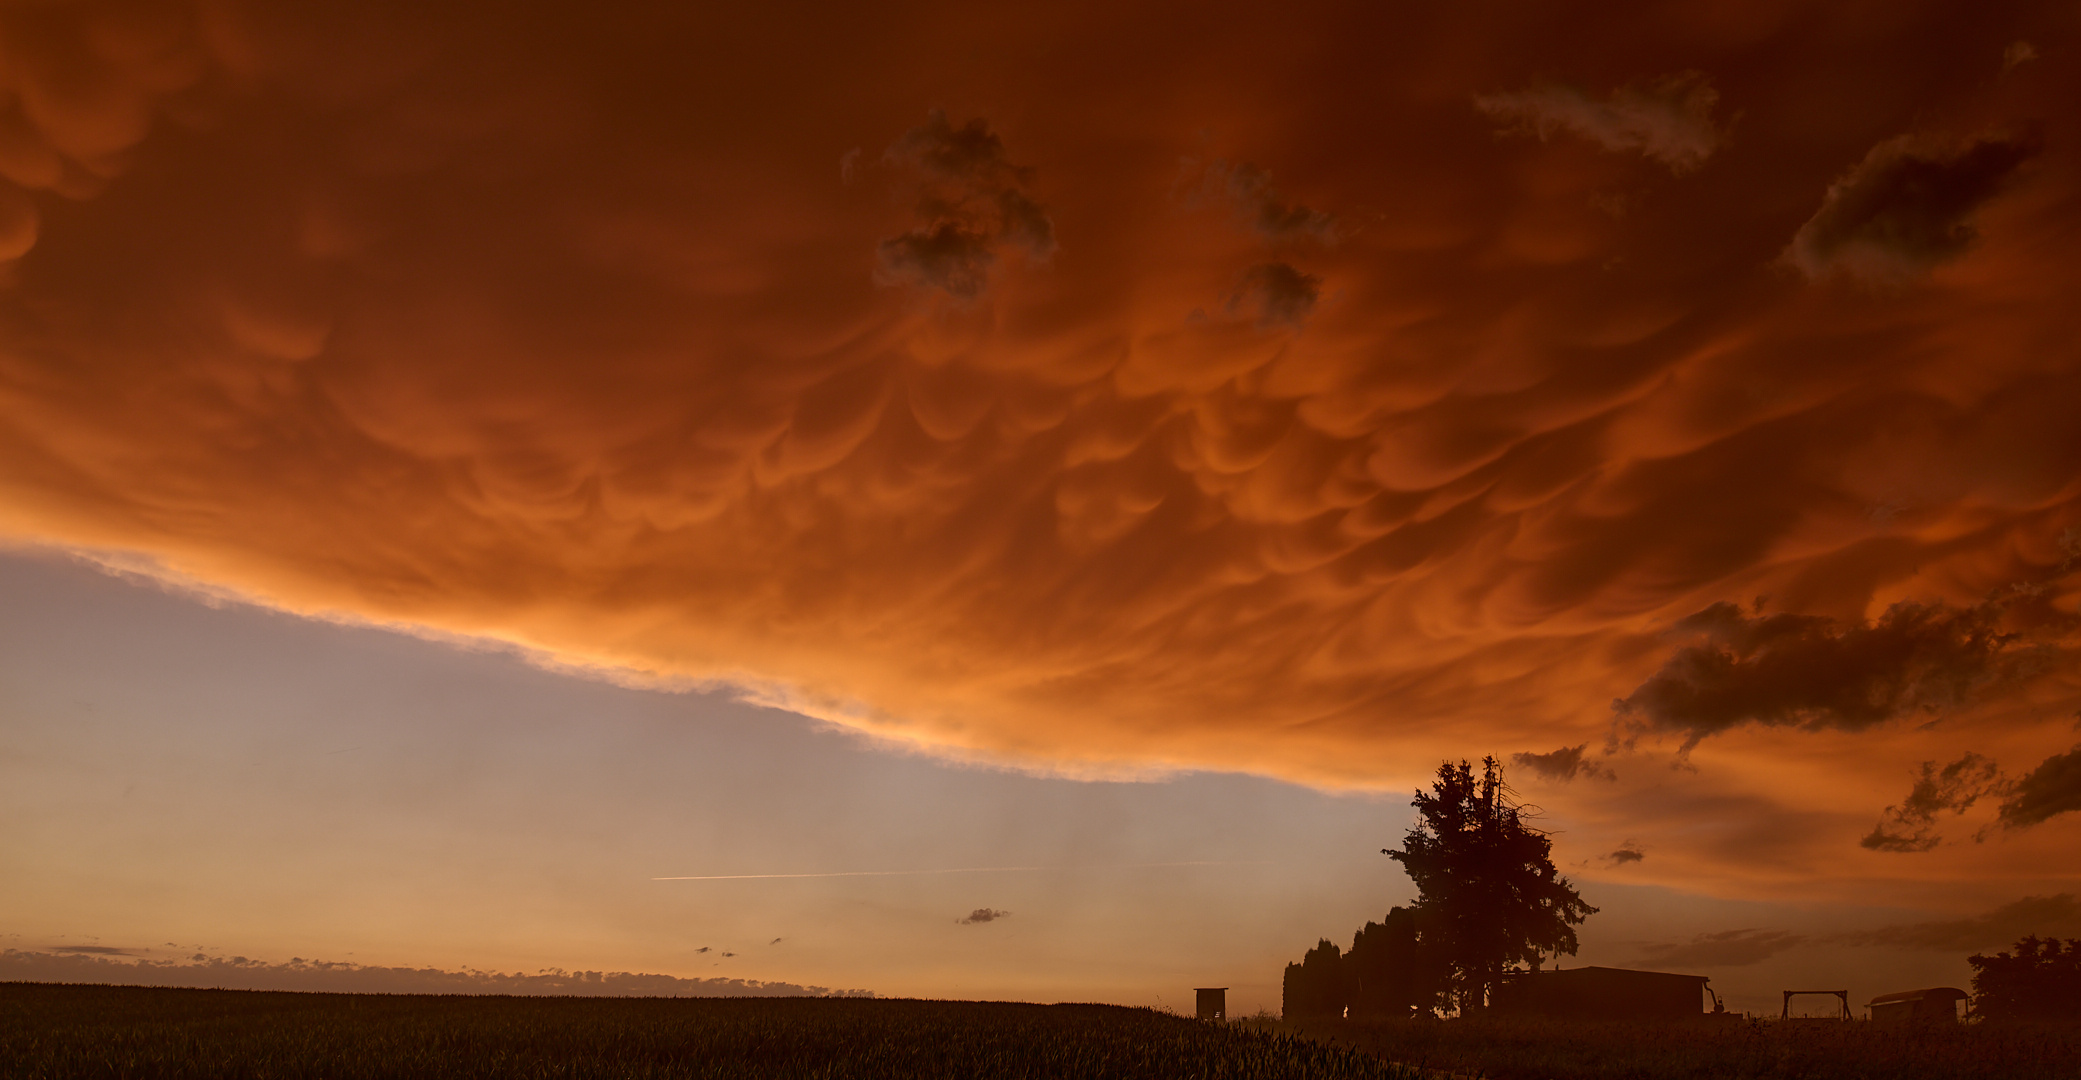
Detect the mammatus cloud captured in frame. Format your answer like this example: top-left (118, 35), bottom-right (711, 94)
top-left (875, 111), bottom-right (1056, 299)
top-left (1637, 928), bottom-right (1805, 968)
top-left (957, 908), bottom-right (1010, 925)
top-left (0, 949), bottom-right (870, 997)
top-left (1475, 72), bottom-right (1722, 172)
top-left (1615, 601), bottom-right (2034, 754)
top-left (1996, 745), bottom-right (2081, 829)
top-left (1786, 131), bottom-right (2042, 283)
top-left (1862, 752), bottom-right (2007, 852)
top-left (1514, 744), bottom-right (1615, 783)
top-left (1834, 894), bottom-right (2081, 951)
top-left (0, 0), bottom-right (2076, 903)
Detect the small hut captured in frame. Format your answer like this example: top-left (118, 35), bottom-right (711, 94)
top-left (1491, 966), bottom-right (1712, 1021)
top-left (1195, 987), bottom-right (1227, 1020)
top-left (1868, 987), bottom-right (1967, 1026)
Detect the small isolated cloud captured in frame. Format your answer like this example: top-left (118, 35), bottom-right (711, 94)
top-left (957, 908), bottom-right (1010, 925)
top-left (1514, 744), bottom-right (1615, 782)
top-left (1835, 894), bottom-right (2081, 951)
top-left (1230, 262), bottom-right (1320, 327)
top-left (1786, 130), bottom-right (2041, 283)
top-left (1615, 599), bottom-right (2029, 754)
top-left (769, 937), bottom-right (784, 945)
top-left (1201, 161), bottom-right (1337, 243)
top-left (1607, 842), bottom-right (1646, 865)
top-left (875, 111), bottom-right (1056, 299)
top-left (47, 944), bottom-right (139, 956)
top-left (1862, 752), bottom-right (2008, 852)
top-left (1475, 71), bottom-right (1722, 172)
top-left (1638, 929), bottom-right (1806, 968)
top-left (695, 946), bottom-right (710, 953)
top-left (1996, 745), bottom-right (2081, 830)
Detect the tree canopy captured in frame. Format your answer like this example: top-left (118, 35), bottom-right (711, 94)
top-left (1385, 757), bottom-right (1597, 1012)
top-left (1969, 936), bottom-right (2081, 1022)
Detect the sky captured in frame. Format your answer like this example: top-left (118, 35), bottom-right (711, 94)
top-left (2, 0), bottom-right (2079, 1017)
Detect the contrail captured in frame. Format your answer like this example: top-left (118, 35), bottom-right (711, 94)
top-left (652, 860), bottom-right (1241, 881)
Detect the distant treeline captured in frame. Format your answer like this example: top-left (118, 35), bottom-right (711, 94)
top-left (1284, 907), bottom-right (1443, 1020)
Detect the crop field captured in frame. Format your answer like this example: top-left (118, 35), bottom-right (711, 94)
top-left (1268, 1014), bottom-right (2081, 1080)
top-left (0, 982), bottom-right (1408, 1080)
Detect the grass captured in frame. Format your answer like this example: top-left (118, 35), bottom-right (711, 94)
top-left (1264, 1013), bottom-right (2081, 1080)
top-left (0, 982), bottom-right (1411, 1079)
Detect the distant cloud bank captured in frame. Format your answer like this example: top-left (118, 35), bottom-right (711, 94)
top-left (0, 949), bottom-right (871, 998)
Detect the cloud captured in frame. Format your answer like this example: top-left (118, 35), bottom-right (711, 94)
top-left (0, 0), bottom-right (2077, 906)
top-left (1606, 843), bottom-right (1645, 865)
top-left (1637, 929), bottom-right (1806, 968)
top-left (770, 937), bottom-right (784, 944)
top-left (1201, 162), bottom-right (1337, 243)
top-left (1862, 752), bottom-right (2008, 852)
top-left (45, 944), bottom-right (139, 955)
top-left (0, 948), bottom-right (870, 996)
top-left (1475, 72), bottom-right (1722, 172)
top-left (1615, 601), bottom-right (2034, 754)
top-left (1514, 744), bottom-right (1615, 782)
top-left (1835, 894), bottom-right (2081, 951)
top-left (1229, 261), bottom-right (1320, 327)
top-left (1996, 745), bottom-right (2081, 829)
top-left (957, 908), bottom-right (1010, 925)
top-left (1786, 131), bottom-right (2042, 283)
top-left (875, 111), bottom-right (1055, 299)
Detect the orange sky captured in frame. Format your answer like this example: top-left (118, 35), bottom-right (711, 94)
top-left (3, 0), bottom-right (2080, 975)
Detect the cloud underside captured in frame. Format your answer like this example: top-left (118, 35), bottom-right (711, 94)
top-left (0, 0), bottom-right (2076, 826)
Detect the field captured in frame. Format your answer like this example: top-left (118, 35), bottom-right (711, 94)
top-left (1266, 1013), bottom-right (2081, 1080)
top-left (0, 983), bottom-right (1406, 1079)
top-left (11, 983), bottom-right (2081, 1079)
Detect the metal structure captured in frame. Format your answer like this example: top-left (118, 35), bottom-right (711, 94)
top-left (1781, 989), bottom-right (1850, 1019)
top-left (1868, 987), bottom-right (1967, 1026)
top-left (1195, 987), bottom-right (1227, 1021)
top-left (1491, 966), bottom-right (1713, 1021)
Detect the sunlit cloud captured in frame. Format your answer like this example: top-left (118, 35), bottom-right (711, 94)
top-left (0, 0), bottom-right (2077, 905)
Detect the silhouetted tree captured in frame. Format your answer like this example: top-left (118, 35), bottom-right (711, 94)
top-left (1385, 757), bottom-right (1597, 1013)
top-left (1969, 936), bottom-right (2081, 1022)
top-left (1346, 905), bottom-right (1445, 1019)
top-left (1282, 938), bottom-right (1354, 1019)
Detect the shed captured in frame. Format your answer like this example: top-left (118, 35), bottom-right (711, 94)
top-left (1868, 987), bottom-right (1966, 1026)
top-left (1195, 987), bottom-right (1227, 1020)
top-left (1491, 966), bottom-right (1712, 1021)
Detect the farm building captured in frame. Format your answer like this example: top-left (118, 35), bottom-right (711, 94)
top-left (1868, 987), bottom-right (1967, 1026)
top-left (1491, 966), bottom-right (1714, 1021)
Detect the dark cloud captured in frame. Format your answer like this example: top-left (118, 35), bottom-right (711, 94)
top-left (1637, 928), bottom-right (1806, 968)
top-left (1229, 262), bottom-right (1319, 327)
top-left (1513, 744), bottom-right (1615, 783)
top-left (46, 944), bottom-right (138, 956)
top-left (1996, 745), bottom-right (2081, 830)
top-left (0, 949), bottom-right (870, 996)
top-left (770, 937), bottom-right (784, 944)
top-left (1202, 162), bottom-right (1337, 243)
top-left (695, 946), bottom-right (710, 953)
top-left (1835, 894), bottom-right (2081, 951)
top-left (1475, 71), bottom-right (1721, 173)
top-left (1615, 600), bottom-right (2028, 754)
top-left (1862, 752), bottom-right (2007, 852)
top-left (957, 908), bottom-right (1010, 925)
top-left (1787, 131), bottom-right (2042, 283)
top-left (876, 111), bottom-right (1055, 299)
top-left (1606, 843), bottom-right (1645, 865)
